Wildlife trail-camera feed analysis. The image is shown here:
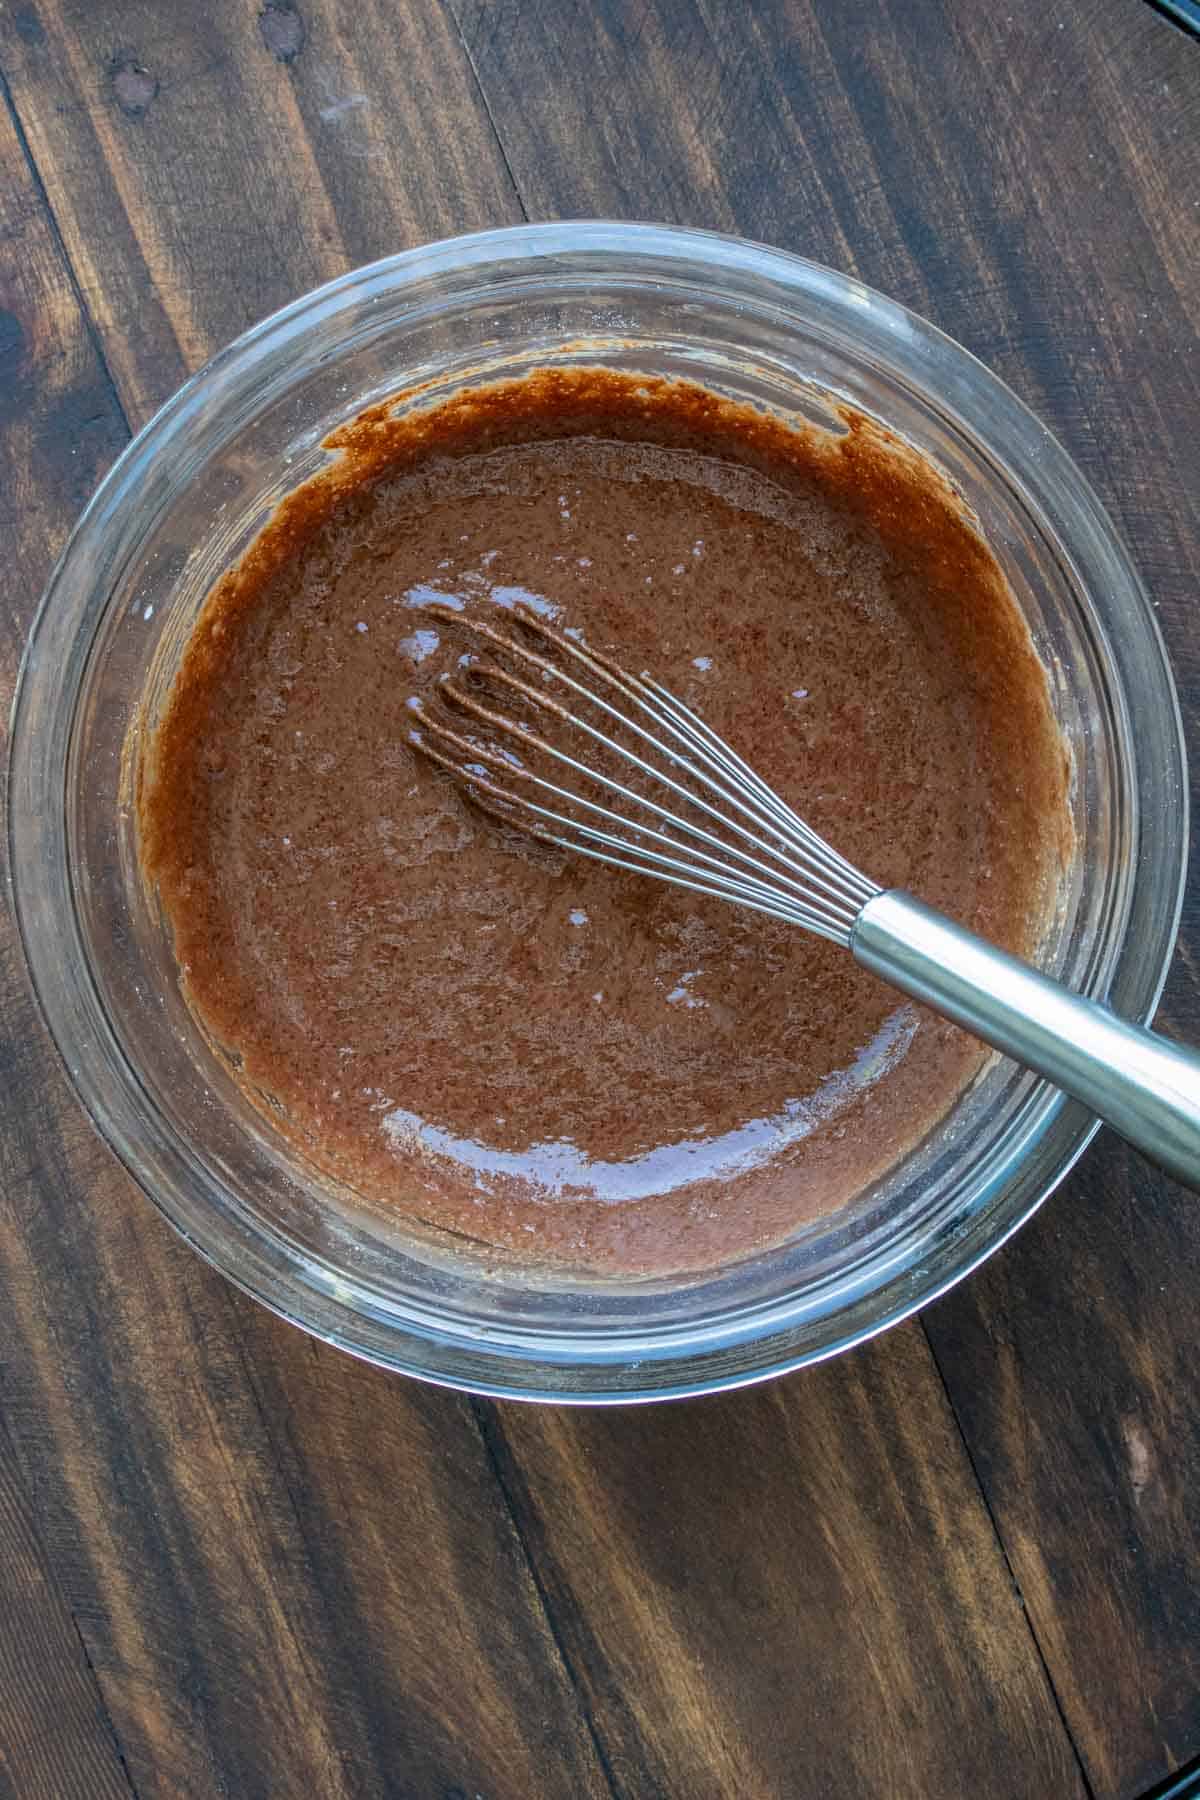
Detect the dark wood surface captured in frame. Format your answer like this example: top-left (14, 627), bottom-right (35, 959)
top-left (0, 2), bottom-right (1197, 1795)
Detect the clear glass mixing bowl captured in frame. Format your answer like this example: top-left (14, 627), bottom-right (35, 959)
top-left (8, 223), bottom-right (1187, 1401)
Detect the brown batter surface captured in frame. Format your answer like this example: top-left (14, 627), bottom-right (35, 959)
top-left (139, 367), bottom-right (1070, 1276)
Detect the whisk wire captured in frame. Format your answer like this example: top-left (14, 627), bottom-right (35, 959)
top-left (405, 602), bottom-right (1200, 1194)
top-left (434, 670), bottom-right (863, 927)
top-left (642, 678), bottom-right (875, 900)
top-left (410, 603), bottom-right (880, 944)
top-left (415, 709), bottom-right (838, 925)
top-left (497, 610), bottom-right (874, 913)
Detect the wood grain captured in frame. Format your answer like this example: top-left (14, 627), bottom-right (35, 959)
top-left (487, 1326), bottom-right (1086, 1799)
top-left (1, 0), bottom-right (1198, 1795)
top-left (0, 33), bottom-right (606, 1800)
top-left (0, 0), bottom-right (520, 424)
top-left (451, 0), bottom-right (1200, 1792)
top-left (0, 1414), bottom-right (133, 1800)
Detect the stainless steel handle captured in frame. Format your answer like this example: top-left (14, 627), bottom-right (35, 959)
top-left (852, 890), bottom-right (1200, 1190)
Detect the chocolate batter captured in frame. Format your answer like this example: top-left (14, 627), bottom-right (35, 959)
top-left (139, 368), bottom-right (1070, 1276)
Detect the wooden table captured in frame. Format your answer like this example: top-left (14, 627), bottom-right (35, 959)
top-left (1, 3), bottom-right (1198, 1796)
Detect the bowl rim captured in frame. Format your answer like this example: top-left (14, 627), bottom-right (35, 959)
top-left (8, 220), bottom-right (1188, 1402)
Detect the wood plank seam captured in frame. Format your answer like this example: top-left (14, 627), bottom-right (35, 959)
top-left (0, 58), bottom-right (430, 1800)
top-left (218, 1284), bottom-right (615, 1794)
top-left (0, 70), bottom-right (148, 1800)
top-left (791, 9), bottom-right (1197, 1785)
top-left (47, 1586), bottom-right (143, 1800)
top-left (918, 1318), bottom-right (1097, 1800)
top-left (4, 22), bottom-right (645, 1787)
top-left (1, 4), bottom-right (1193, 1788)
top-left (0, 64), bottom-right (134, 446)
top-left (440, 0), bottom-right (531, 222)
top-left (419, 16), bottom-right (1100, 1790)
top-left (0, 1403), bottom-right (141, 1800)
top-left (469, 1398), bottom-right (624, 1800)
top-left (0, 28), bottom-right (619, 1792)
top-left (2, 17), bottom-right (1105, 1791)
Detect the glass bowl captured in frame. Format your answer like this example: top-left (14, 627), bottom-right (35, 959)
top-left (8, 223), bottom-right (1186, 1401)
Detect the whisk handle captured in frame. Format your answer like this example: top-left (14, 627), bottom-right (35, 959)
top-left (852, 890), bottom-right (1200, 1191)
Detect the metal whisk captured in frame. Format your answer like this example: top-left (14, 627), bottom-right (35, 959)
top-left (409, 602), bottom-right (1200, 1190)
